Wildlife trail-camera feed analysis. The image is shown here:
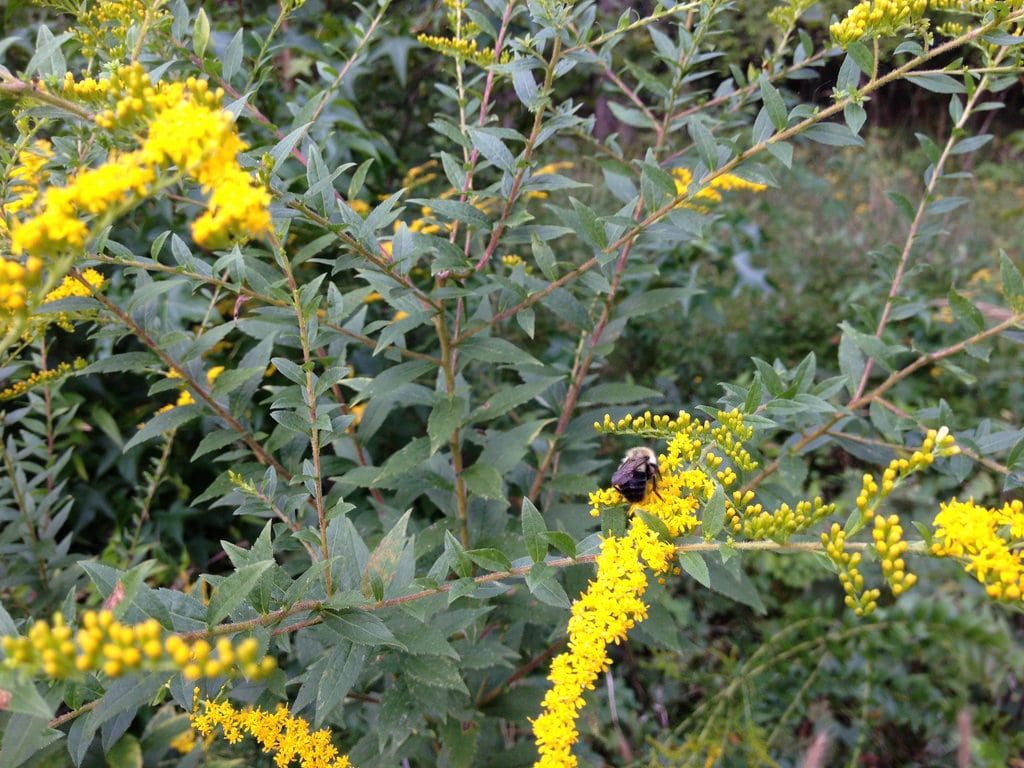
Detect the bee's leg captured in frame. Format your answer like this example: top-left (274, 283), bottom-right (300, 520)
top-left (650, 472), bottom-right (664, 501)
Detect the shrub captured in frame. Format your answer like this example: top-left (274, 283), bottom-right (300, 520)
top-left (1, 0), bottom-right (1023, 765)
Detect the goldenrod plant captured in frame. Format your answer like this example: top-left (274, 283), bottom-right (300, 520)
top-left (0, 0), bottom-right (1023, 765)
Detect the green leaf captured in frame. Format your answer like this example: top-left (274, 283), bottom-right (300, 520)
top-left (521, 497), bottom-right (548, 562)
top-left (428, 396), bottom-right (463, 455)
top-left (541, 531), bottom-right (576, 558)
top-left (458, 336), bottom-right (540, 366)
top-left (844, 102), bottom-right (866, 135)
top-left (361, 509), bottom-right (411, 599)
top-left (124, 404), bottom-right (202, 451)
top-left (206, 560), bottom-right (273, 624)
top-left (690, 119), bottom-right (718, 170)
top-left (324, 610), bottom-right (406, 649)
top-left (222, 30), bottom-right (244, 84)
top-left (106, 735), bottom-right (142, 768)
top-left (846, 41), bottom-right (874, 75)
top-left (1000, 252), bottom-right (1024, 312)
top-left (463, 463), bottom-right (504, 500)
top-left (906, 73), bottom-right (965, 93)
top-left (531, 233), bottom-right (558, 280)
top-left (315, 644), bottom-right (367, 727)
top-left (212, 366), bottom-right (265, 396)
top-left (192, 8), bottom-right (209, 58)
top-left (706, 556), bottom-right (766, 613)
top-left (0, 672), bottom-right (53, 719)
top-left (467, 127), bottom-right (515, 174)
top-left (803, 122), bottom-right (864, 147)
top-left (702, 485), bottom-right (726, 540)
top-left (270, 123), bottom-right (311, 172)
top-left (948, 287), bottom-right (984, 332)
top-left (759, 77), bottom-right (787, 131)
top-left (679, 551), bottom-right (710, 588)
top-left (526, 564), bottom-right (570, 608)
top-left (465, 548), bottom-right (512, 572)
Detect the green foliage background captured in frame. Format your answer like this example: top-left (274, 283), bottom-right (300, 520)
top-left (1, 0), bottom-right (1024, 766)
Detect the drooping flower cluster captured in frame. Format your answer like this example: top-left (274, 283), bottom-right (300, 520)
top-left (855, 428), bottom-right (959, 519)
top-left (531, 518), bottom-right (681, 768)
top-left (829, 0), bottom-right (1022, 47)
top-left (728, 494), bottom-right (836, 542)
top-left (932, 498), bottom-right (1024, 601)
top-left (36, 268), bottom-right (106, 332)
top-left (10, 64), bottom-right (270, 258)
top-left (191, 697), bottom-right (353, 768)
top-left (538, 426), bottom-right (708, 767)
top-left (75, 0), bottom-right (168, 59)
top-left (822, 522), bottom-right (880, 616)
top-left (0, 357), bottom-right (87, 401)
top-left (820, 428), bottom-right (958, 614)
top-left (0, 609), bottom-right (275, 681)
top-left (2, 140), bottom-right (53, 221)
top-left (671, 167), bottom-right (767, 209)
top-left (142, 365), bottom-right (226, 425)
top-left (873, 514), bottom-right (915, 595)
top-left (830, 0), bottom-right (928, 47)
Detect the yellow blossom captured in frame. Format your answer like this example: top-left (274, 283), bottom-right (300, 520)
top-left (932, 497), bottom-right (1024, 601)
top-left (191, 697), bottom-right (353, 768)
top-left (0, 609), bottom-right (274, 681)
top-left (13, 65), bottom-right (271, 257)
top-left (671, 167), bottom-right (767, 209)
top-left (534, 428), bottom-right (703, 767)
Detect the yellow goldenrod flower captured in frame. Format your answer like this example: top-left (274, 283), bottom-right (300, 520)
top-left (0, 358), bottom-right (87, 400)
top-left (932, 497), bottom-right (1024, 601)
top-left (35, 268), bottom-right (106, 332)
top-left (830, 0), bottom-right (929, 47)
top-left (0, 609), bottom-right (274, 681)
top-left (2, 140), bottom-right (53, 217)
top-left (534, 426), bottom-right (707, 767)
top-left (191, 697), bottom-right (353, 767)
top-left (671, 168), bottom-right (767, 210)
top-left (13, 65), bottom-right (271, 257)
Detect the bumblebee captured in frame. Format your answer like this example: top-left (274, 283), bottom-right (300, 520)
top-left (611, 446), bottom-right (660, 503)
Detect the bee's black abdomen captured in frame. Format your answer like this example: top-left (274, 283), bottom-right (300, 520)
top-left (611, 456), bottom-right (655, 503)
top-left (613, 476), bottom-right (650, 503)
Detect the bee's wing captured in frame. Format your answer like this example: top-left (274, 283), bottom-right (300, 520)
top-left (611, 456), bottom-right (643, 487)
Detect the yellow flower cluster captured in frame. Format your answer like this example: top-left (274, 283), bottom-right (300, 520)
top-left (707, 408), bottom-right (757, 472)
top-left (855, 427), bottom-right (959, 519)
top-left (873, 514), bottom-right (916, 595)
top-left (146, 365), bottom-right (225, 422)
top-left (1, 609), bottom-right (274, 681)
top-left (0, 357), bottom-right (86, 400)
top-left (671, 167), bottom-right (767, 208)
top-left (0, 256), bottom-right (42, 314)
top-left (537, 432), bottom-right (706, 766)
top-left (2, 140), bottom-right (53, 218)
top-left (594, 409), bottom-right (758, 487)
top-left (76, 0), bottom-right (167, 59)
top-left (822, 523), bottom-right (880, 616)
top-left (767, 0), bottom-right (818, 29)
top-left (932, 498), bottom-right (1024, 601)
top-left (12, 65), bottom-right (270, 256)
top-left (532, 518), bottom-right (678, 768)
top-left (38, 268), bottom-right (105, 331)
top-left (191, 697), bottom-right (353, 768)
top-left (417, 34), bottom-right (509, 67)
top-left (594, 409), bottom-right (689, 435)
top-left (727, 494), bottom-right (836, 542)
top-left (830, 0), bottom-right (928, 47)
